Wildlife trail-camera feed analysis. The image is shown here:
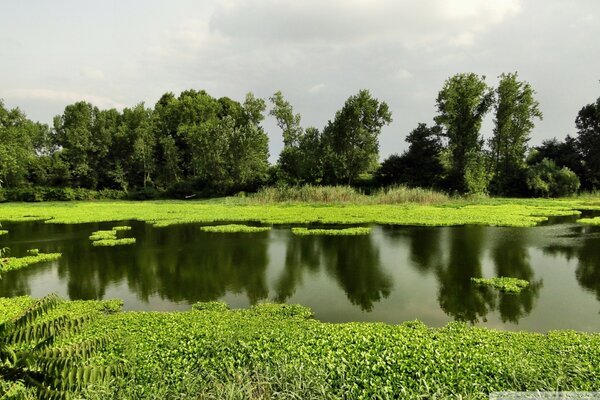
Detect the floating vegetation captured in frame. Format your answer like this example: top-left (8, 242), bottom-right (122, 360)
top-left (291, 227), bottom-right (371, 236)
top-left (471, 277), bottom-right (529, 294)
top-left (92, 238), bottom-right (137, 247)
top-left (0, 198), bottom-right (596, 228)
top-left (0, 230), bottom-right (7, 235)
top-left (90, 227), bottom-right (135, 246)
top-left (0, 252), bottom-right (62, 272)
top-left (199, 224), bottom-right (271, 233)
top-left (26, 248), bottom-right (39, 255)
top-left (577, 217), bottom-right (600, 225)
top-left (89, 230), bottom-right (117, 241)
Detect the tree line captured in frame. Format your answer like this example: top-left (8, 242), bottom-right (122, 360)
top-left (1, 72), bottom-right (599, 199)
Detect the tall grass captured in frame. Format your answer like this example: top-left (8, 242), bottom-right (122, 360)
top-left (249, 185), bottom-right (449, 205)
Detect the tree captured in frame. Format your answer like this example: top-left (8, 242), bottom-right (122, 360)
top-left (575, 96), bottom-right (600, 189)
top-left (376, 123), bottom-right (444, 188)
top-left (434, 73), bottom-right (494, 194)
top-left (321, 90), bottom-right (392, 185)
top-left (526, 158), bottom-right (580, 197)
top-left (527, 137), bottom-right (583, 178)
top-left (490, 72), bottom-right (542, 195)
top-left (269, 91), bottom-right (323, 184)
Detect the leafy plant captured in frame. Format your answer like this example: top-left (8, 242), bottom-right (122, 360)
top-left (199, 224), bottom-right (271, 233)
top-left (291, 227), bottom-right (371, 236)
top-left (0, 294), bottom-right (122, 399)
top-left (471, 277), bottom-right (529, 293)
top-left (0, 252), bottom-right (62, 273)
top-left (92, 238), bottom-right (136, 247)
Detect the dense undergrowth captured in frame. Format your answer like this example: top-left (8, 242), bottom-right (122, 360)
top-left (1, 297), bottom-right (599, 399)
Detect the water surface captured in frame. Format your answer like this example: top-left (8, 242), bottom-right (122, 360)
top-left (1, 217), bottom-right (599, 332)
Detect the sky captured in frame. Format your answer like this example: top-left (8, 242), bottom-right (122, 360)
top-left (1, 0), bottom-right (599, 162)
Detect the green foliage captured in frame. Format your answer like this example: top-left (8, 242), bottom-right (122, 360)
top-left (376, 124), bottom-right (444, 188)
top-left (471, 277), bottom-right (530, 294)
top-left (0, 198), bottom-right (593, 228)
top-left (192, 301), bottom-right (230, 312)
top-left (291, 227), bottom-right (371, 236)
top-left (250, 303), bottom-right (314, 319)
top-left (575, 96), bottom-right (600, 190)
top-left (111, 226), bottom-right (131, 231)
top-left (89, 230), bottom-right (117, 241)
top-left (526, 158), bottom-right (581, 197)
top-left (0, 252), bottom-right (62, 273)
top-left (435, 73), bottom-right (495, 194)
top-left (321, 90), bottom-right (392, 185)
top-left (0, 295), bottom-right (122, 399)
top-left (577, 217), bottom-right (600, 225)
top-left (0, 230), bottom-right (7, 236)
top-left (2, 298), bottom-right (596, 399)
top-left (490, 73), bottom-right (542, 196)
top-left (199, 224), bottom-right (271, 233)
top-left (92, 238), bottom-right (136, 247)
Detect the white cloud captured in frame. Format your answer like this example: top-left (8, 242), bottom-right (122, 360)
top-left (3, 89), bottom-right (127, 110)
top-left (394, 69), bottom-right (413, 80)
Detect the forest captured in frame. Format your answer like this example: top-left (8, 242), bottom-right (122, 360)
top-left (1, 72), bottom-right (599, 201)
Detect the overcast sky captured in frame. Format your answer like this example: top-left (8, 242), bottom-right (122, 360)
top-left (1, 0), bottom-right (598, 162)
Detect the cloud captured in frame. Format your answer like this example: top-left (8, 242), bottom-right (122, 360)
top-left (209, 0), bottom-right (522, 48)
top-left (80, 67), bottom-right (105, 81)
top-left (3, 89), bottom-right (128, 110)
top-left (309, 83), bottom-right (325, 94)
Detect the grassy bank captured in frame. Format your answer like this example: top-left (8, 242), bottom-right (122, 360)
top-left (1, 297), bottom-right (599, 399)
top-left (0, 195), bottom-right (599, 228)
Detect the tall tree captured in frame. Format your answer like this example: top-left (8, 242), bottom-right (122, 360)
top-left (434, 73), bottom-right (494, 194)
top-left (575, 96), bottom-right (600, 189)
top-left (490, 72), bottom-right (542, 195)
top-left (321, 90), bottom-right (392, 185)
top-left (269, 91), bottom-right (323, 184)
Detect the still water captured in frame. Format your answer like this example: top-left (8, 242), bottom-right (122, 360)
top-left (1, 217), bottom-right (599, 332)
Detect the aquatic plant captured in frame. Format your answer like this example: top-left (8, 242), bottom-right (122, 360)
top-left (92, 238), bottom-right (136, 247)
top-left (291, 227), bottom-right (371, 236)
top-left (0, 197), bottom-right (597, 228)
top-left (89, 230), bottom-right (117, 241)
top-left (112, 225), bottom-right (132, 231)
top-left (471, 277), bottom-right (530, 294)
top-left (0, 230), bottom-right (7, 236)
top-left (192, 301), bottom-right (230, 312)
top-left (26, 248), bottom-right (39, 255)
top-left (2, 297), bottom-right (599, 399)
top-left (0, 252), bottom-right (62, 272)
top-left (199, 224), bottom-right (271, 233)
top-left (577, 217), bottom-right (600, 225)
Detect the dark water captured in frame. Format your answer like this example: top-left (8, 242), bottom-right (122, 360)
top-left (1, 217), bottom-right (599, 332)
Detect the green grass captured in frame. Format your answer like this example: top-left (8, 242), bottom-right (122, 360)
top-left (471, 277), bottom-right (530, 294)
top-left (199, 224), bottom-right (272, 233)
top-left (291, 227), bottom-right (372, 236)
top-left (577, 217), bottom-right (600, 225)
top-left (92, 238), bottom-right (136, 247)
top-left (0, 252), bottom-right (62, 272)
top-left (0, 196), bottom-right (597, 228)
top-left (1, 297), bottom-right (599, 399)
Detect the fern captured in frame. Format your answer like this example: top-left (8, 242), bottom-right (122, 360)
top-left (0, 294), bottom-right (122, 399)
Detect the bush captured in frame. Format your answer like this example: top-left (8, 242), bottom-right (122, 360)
top-left (526, 158), bottom-right (581, 197)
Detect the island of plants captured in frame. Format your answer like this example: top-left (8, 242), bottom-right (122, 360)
top-left (199, 224), bottom-right (272, 233)
top-left (0, 251), bottom-right (62, 273)
top-left (89, 226), bottom-right (136, 247)
top-left (471, 277), bottom-right (530, 294)
top-left (291, 227), bottom-right (372, 236)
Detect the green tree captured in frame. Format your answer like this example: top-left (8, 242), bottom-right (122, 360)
top-left (269, 92), bottom-right (323, 184)
top-left (490, 72), bottom-right (542, 195)
top-left (434, 73), bottom-right (494, 194)
top-left (575, 96), bottom-right (600, 189)
top-left (376, 123), bottom-right (444, 188)
top-left (526, 158), bottom-right (580, 197)
top-left (321, 90), bottom-right (392, 185)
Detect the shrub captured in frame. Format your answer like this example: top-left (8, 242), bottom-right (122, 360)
top-left (526, 158), bottom-right (580, 197)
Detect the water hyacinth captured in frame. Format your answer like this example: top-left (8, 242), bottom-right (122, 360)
top-left (471, 277), bottom-right (529, 293)
top-left (92, 238), bottom-right (137, 247)
top-left (291, 227), bottom-right (372, 236)
top-left (199, 224), bottom-right (271, 233)
top-left (0, 252), bottom-right (62, 272)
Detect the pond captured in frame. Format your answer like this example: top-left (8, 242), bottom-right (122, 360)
top-left (1, 216), bottom-right (599, 332)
